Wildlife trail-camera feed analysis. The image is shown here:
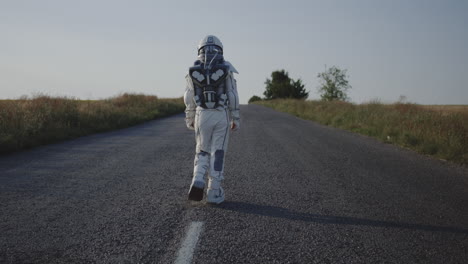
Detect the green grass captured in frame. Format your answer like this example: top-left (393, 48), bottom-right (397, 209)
top-left (0, 93), bottom-right (185, 154)
top-left (255, 99), bottom-right (468, 165)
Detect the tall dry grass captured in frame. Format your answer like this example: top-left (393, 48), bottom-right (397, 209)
top-left (256, 99), bottom-right (467, 165)
top-left (0, 93), bottom-right (185, 154)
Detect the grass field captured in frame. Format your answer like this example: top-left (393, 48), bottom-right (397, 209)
top-left (255, 99), bottom-right (467, 165)
top-left (418, 105), bottom-right (468, 114)
top-left (0, 94), bottom-right (185, 154)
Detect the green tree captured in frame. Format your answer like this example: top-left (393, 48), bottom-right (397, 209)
top-left (317, 66), bottom-right (351, 101)
top-left (248, 95), bottom-right (262, 104)
top-left (264, 70), bottom-right (308, 100)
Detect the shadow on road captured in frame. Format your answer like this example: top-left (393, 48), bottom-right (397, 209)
top-left (217, 201), bottom-right (468, 234)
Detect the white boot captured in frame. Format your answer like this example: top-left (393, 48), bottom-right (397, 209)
top-left (206, 187), bottom-right (225, 204)
top-left (206, 178), bottom-right (225, 204)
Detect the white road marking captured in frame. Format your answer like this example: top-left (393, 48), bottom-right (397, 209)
top-left (174, 221), bottom-right (204, 264)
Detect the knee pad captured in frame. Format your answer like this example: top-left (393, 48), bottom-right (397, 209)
top-left (214, 149), bottom-right (224, 171)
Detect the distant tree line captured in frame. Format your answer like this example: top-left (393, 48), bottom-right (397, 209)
top-left (248, 66), bottom-right (351, 103)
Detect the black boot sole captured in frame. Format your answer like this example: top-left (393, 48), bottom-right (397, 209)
top-left (188, 186), bottom-right (204, 201)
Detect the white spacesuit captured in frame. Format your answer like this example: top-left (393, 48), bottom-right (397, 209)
top-left (184, 35), bottom-right (240, 204)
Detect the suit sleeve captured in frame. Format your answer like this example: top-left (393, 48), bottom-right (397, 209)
top-left (226, 72), bottom-right (240, 122)
top-left (184, 74), bottom-right (196, 130)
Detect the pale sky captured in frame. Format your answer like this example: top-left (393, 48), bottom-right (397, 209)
top-left (1, 0), bottom-right (467, 104)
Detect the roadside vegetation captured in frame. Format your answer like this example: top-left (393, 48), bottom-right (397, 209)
top-left (255, 99), bottom-right (467, 165)
top-left (252, 67), bottom-right (466, 165)
top-left (0, 93), bottom-right (185, 154)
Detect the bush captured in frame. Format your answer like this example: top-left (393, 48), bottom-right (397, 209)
top-left (248, 95), bottom-right (262, 104)
top-left (264, 70), bottom-right (308, 100)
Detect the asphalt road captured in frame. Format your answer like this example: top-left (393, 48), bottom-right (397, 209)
top-left (1, 104), bottom-right (467, 263)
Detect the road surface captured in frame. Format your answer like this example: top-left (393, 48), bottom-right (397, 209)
top-left (1, 104), bottom-right (467, 263)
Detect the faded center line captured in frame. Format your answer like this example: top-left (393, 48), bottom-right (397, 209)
top-left (174, 221), bottom-right (204, 264)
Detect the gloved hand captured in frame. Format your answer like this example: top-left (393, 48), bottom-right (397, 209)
top-left (186, 118), bottom-right (195, 130)
top-left (185, 110), bottom-right (196, 130)
top-left (231, 119), bottom-right (240, 131)
top-left (230, 110), bottom-right (240, 131)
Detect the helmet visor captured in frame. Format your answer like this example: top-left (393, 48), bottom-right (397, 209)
top-left (198, 45), bottom-right (222, 55)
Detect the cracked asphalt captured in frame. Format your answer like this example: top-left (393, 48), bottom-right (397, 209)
top-left (1, 104), bottom-right (467, 263)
